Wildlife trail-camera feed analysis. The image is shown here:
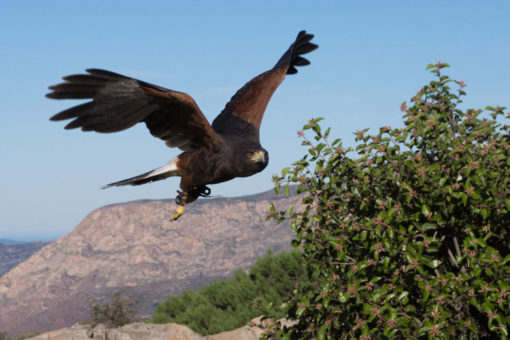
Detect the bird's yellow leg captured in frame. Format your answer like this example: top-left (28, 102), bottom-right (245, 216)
top-left (170, 205), bottom-right (185, 221)
top-left (171, 190), bottom-right (188, 221)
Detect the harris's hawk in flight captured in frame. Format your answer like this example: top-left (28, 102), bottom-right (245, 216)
top-left (47, 31), bottom-right (318, 220)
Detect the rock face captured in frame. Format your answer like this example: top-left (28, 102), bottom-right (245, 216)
top-left (0, 189), bottom-right (298, 335)
top-left (0, 241), bottom-right (49, 277)
top-left (27, 321), bottom-right (265, 340)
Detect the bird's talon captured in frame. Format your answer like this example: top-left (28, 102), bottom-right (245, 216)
top-left (171, 205), bottom-right (185, 221)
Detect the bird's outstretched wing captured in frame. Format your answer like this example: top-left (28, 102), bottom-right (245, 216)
top-left (47, 69), bottom-right (218, 151)
top-left (212, 30), bottom-right (318, 137)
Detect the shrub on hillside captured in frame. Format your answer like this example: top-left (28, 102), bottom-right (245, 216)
top-left (151, 250), bottom-right (321, 335)
top-left (267, 63), bottom-right (510, 338)
top-left (89, 291), bottom-right (139, 328)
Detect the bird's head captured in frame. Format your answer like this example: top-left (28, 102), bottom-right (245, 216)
top-left (232, 143), bottom-right (269, 177)
top-left (246, 147), bottom-right (269, 172)
top-left (247, 149), bottom-right (268, 165)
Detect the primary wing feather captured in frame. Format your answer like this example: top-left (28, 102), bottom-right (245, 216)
top-left (212, 30), bottom-right (317, 138)
top-left (48, 69), bottom-right (218, 151)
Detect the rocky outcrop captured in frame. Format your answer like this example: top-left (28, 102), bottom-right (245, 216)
top-left (0, 189), bottom-right (299, 335)
top-left (27, 321), bottom-right (266, 340)
top-left (26, 316), bottom-right (297, 340)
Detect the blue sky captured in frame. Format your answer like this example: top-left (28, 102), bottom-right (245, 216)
top-left (1, 1), bottom-right (509, 241)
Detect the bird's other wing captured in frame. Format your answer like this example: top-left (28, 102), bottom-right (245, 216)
top-left (47, 69), bottom-right (218, 151)
top-left (211, 30), bottom-right (318, 138)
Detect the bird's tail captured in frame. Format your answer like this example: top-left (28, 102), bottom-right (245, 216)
top-left (277, 30), bottom-right (318, 75)
top-left (102, 157), bottom-right (180, 189)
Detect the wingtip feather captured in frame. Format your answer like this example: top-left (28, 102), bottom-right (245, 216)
top-left (284, 30), bottom-right (318, 75)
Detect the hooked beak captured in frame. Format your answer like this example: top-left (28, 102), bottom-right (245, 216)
top-left (250, 150), bottom-right (266, 163)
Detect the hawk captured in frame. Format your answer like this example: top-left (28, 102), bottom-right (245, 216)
top-left (47, 31), bottom-right (318, 220)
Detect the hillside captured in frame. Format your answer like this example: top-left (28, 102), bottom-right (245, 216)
top-left (0, 189), bottom-right (298, 335)
top-left (0, 241), bottom-right (49, 277)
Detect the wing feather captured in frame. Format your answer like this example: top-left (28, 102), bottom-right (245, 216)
top-left (47, 69), bottom-right (218, 150)
top-left (50, 102), bottom-right (94, 121)
top-left (212, 30), bottom-right (317, 137)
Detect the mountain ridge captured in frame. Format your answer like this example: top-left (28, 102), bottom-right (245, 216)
top-left (0, 239), bottom-right (28, 245)
top-left (0, 188), bottom-right (299, 335)
top-left (0, 241), bottom-right (49, 277)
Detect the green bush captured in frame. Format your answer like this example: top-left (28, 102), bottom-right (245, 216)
top-left (151, 250), bottom-right (320, 335)
top-left (267, 63), bottom-right (510, 339)
top-left (89, 291), bottom-right (139, 328)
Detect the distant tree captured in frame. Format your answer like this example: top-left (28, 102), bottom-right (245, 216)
top-left (89, 291), bottom-right (139, 328)
top-left (266, 63), bottom-right (510, 338)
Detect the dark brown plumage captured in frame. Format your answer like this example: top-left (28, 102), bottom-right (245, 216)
top-left (47, 31), bottom-right (318, 220)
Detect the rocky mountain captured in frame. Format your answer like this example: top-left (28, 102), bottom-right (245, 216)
top-left (0, 241), bottom-right (49, 277)
top-left (0, 189), bottom-right (299, 335)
